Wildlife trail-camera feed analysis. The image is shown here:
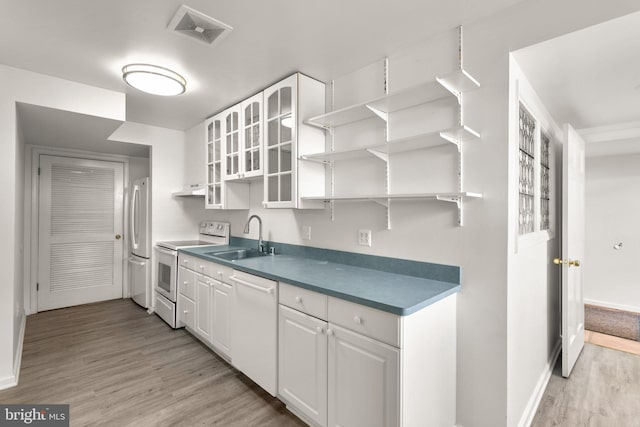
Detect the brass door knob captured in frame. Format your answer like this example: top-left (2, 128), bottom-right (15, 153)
top-left (553, 258), bottom-right (580, 267)
top-left (115, 234), bottom-right (122, 240)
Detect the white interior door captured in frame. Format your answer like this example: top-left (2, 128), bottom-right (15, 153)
top-left (38, 155), bottom-right (124, 311)
top-left (560, 124), bottom-right (586, 377)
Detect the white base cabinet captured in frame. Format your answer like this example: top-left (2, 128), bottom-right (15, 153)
top-left (279, 284), bottom-right (457, 427)
top-left (328, 324), bottom-right (399, 427)
top-left (211, 281), bottom-right (232, 356)
top-left (177, 254), bottom-right (234, 359)
top-left (279, 305), bottom-right (328, 427)
top-left (195, 274), bottom-right (213, 343)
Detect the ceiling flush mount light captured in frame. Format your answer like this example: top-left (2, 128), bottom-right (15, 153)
top-left (122, 64), bottom-right (186, 96)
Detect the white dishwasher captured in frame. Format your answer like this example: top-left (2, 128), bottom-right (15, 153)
top-left (230, 270), bottom-right (278, 396)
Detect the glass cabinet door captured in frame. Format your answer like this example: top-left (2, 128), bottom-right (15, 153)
top-left (241, 92), bottom-right (263, 178)
top-left (206, 115), bottom-right (224, 208)
top-left (224, 106), bottom-right (241, 179)
top-left (265, 75), bottom-right (296, 207)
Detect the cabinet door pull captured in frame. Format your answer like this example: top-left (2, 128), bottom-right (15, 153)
top-left (316, 326), bottom-right (323, 334)
top-left (353, 315), bottom-right (362, 325)
top-left (326, 329), bottom-right (334, 336)
top-left (295, 296), bottom-right (302, 303)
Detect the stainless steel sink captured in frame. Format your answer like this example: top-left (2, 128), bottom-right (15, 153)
top-left (205, 248), bottom-right (269, 261)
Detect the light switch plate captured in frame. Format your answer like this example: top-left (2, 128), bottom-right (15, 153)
top-left (358, 229), bottom-right (372, 247)
top-left (302, 225), bottom-right (312, 241)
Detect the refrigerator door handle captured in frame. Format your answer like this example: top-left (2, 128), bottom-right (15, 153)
top-left (130, 184), bottom-right (140, 251)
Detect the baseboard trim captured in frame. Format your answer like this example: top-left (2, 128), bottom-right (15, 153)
top-left (0, 313), bottom-right (25, 391)
top-left (13, 312), bottom-right (26, 385)
top-left (517, 339), bottom-right (562, 427)
top-left (584, 299), bottom-right (640, 314)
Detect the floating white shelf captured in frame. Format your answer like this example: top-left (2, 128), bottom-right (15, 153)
top-left (302, 192), bottom-right (482, 202)
top-left (301, 125), bottom-right (480, 163)
top-left (306, 69), bottom-right (480, 129)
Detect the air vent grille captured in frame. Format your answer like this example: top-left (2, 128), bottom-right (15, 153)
top-left (168, 5), bottom-right (232, 47)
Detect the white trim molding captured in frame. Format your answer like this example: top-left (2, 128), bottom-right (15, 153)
top-left (517, 339), bottom-right (562, 427)
top-left (0, 312), bottom-right (26, 391)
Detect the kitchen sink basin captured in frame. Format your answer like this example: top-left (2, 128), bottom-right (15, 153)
top-left (206, 248), bottom-right (269, 261)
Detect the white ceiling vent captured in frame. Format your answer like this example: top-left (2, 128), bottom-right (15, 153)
top-left (168, 5), bottom-right (233, 47)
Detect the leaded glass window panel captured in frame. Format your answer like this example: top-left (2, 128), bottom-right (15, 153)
top-left (540, 132), bottom-right (550, 230)
top-left (519, 104), bottom-right (535, 235)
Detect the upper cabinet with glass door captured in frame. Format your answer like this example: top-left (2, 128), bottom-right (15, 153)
top-left (223, 92), bottom-right (264, 181)
top-left (264, 73), bottom-right (326, 209)
top-left (241, 92), bottom-right (263, 179)
top-left (205, 115), bottom-right (223, 209)
top-left (205, 112), bottom-right (250, 210)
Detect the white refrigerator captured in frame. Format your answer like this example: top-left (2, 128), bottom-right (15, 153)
top-left (128, 177), bottom-right (151, 308)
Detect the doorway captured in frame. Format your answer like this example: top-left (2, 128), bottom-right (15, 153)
top-left (37, 155), bottom-right (125, 311)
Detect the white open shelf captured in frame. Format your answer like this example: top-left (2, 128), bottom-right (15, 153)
top-left (300, 125), bottom-right (480, 163)
top-left (302, 192), bottom-right (482, 202)
top-left (306, 69), bottom-right (480, 129)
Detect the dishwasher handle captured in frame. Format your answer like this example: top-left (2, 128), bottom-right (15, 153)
top-left (230, 275), bottom-right (274, 295)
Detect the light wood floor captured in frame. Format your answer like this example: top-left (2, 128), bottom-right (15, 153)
top-left (532, 342), bottom-right (640, 426)
top-left (0, 299), bottom-right (305, 427)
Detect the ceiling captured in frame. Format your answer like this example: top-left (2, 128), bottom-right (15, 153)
top-left (1, 0), bottom-right (526, 131)
top-left (513, 11), bottom-right (640, 156)
top-left (16, 104), bottom-right (149, 157)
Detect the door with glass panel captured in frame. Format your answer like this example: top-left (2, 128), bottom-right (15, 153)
top-left (264, 74), bottom-right (297, 208)
top-left (223, 104), bottom-right (242, 180)
top-left (240, 92), bottom-right (264, 179)
top-left (37, 155), bottom-right (124, 311)
top-left (206, 115), bottom-right (224, 208)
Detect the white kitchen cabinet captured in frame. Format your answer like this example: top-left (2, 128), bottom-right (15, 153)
top-left (176, 294), bottom-right (195, 330)
top-left (211, 280), bottom-right (232, 357)
top-left (327, 324), bottom-right (399, 427)
top-left (223, 104), bottom-right (242, 180)
top-left (222, 92), bottom-right (264, 181)
top-left (263, 73), bottom-right (326, 209)
top-left (205, 113), bottom-right (250, 210)
top-left (231, 270), bottom-right (278, 396)
top-left (278, 304), bottom-right (328, 427)
top-left (195, 273), bottom-right (213, 343)
top-left (240, 92), bottom-right (264, 179)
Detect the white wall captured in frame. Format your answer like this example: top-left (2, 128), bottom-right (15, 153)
top-left (0, 64), bottom-right (125, 388)
top-left (584, 153), bottom-right (640, 313)
top-left (183, 3), bottom-right (640, 425)
top-left (129, 155), bottom-right (150, 182)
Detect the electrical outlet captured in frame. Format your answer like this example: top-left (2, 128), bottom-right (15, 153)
top-left (358, 229), bottom-right (372, 247)
top-left (302, 225), bottom-right (312, 241)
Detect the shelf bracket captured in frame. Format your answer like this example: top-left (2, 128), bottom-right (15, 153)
top-left (365, 105), bottom-right (388, 122)
top-left (366, 148), bottom-right (389, 162)
top-left (437, 195), bottom-right (463, 226)
top-left (439, 132), bottom-right (461, 152)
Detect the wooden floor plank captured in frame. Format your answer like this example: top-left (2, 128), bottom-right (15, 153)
top-left (0, 299), bottom-right (305, 427)
top-left (532, 343), bottom-right (640, 426)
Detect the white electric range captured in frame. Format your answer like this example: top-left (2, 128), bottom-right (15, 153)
top-left (154, 221), bottom-right (230, 328)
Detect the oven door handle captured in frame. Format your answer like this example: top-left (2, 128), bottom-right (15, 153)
top-left (155, 246), bottom-right (177, 257)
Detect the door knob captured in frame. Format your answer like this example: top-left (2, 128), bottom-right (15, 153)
top-left (115, 234), bottom-right (122, 240)
top-left (553, 258), bottom-right (581, 267)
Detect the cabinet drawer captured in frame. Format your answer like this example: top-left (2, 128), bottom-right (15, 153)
top-left (178, 253), bottom-right (198, 271)
top-left (279, 282), bottom-right (327, 321)
top-left (177, 294), bottom-right (196, 330)
top-left (178, 267), bottom-right (196, 299)
top-left (195, 258), bottom-right (214, 277)
top-left (328, 297), bottom-right (401, 348)
top-left (209, 261), bottom-right (234, 284)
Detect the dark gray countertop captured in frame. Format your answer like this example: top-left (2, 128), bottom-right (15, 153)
top-left (180, 245), bottom-right (460, 316)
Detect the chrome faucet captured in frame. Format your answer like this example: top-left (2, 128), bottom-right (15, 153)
top-left (243, 215), bottom-right (265, 252)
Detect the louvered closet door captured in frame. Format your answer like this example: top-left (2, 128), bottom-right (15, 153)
top-left (38, 155), bottom-right (124, 311)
